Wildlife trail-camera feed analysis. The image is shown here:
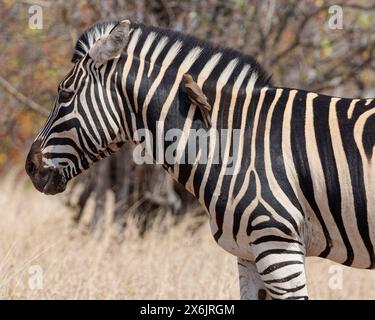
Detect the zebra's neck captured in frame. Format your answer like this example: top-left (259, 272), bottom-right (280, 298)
top-left (116, 23), bottom-right (270, 194)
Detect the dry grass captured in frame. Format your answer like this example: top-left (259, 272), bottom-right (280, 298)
top-left (0, 169), bottom-right (374, 299)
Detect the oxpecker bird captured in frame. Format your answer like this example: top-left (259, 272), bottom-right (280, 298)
top-left (183, 73), bottom-right (212, 128)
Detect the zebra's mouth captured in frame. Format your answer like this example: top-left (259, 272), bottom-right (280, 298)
top-left (42, 167), bottom-right (67, 195)
top-left (26, 140), bottom-right (68, 195)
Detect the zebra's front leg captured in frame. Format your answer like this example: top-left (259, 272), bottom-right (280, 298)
top-left (237, 258), bottom-right (270, 300)
top-left (252, 242), bottom-right (309, 300)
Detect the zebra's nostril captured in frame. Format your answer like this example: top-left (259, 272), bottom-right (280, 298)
top-left (25, 160), bottom-right (36, 176)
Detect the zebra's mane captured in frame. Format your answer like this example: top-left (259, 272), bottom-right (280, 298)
top-left (72, 20), bottom-right (271, 86)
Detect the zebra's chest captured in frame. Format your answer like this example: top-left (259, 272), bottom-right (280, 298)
top-left (206, 200), bottom-right (257, 261)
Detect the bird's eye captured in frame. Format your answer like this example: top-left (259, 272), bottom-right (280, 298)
top-left (58, 90), bottom-right (74, 103)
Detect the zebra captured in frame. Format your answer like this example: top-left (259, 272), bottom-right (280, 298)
top-left (25, 19), bottom-right (375, 300)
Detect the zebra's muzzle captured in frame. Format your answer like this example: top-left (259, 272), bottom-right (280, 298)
top-left (25, 141), bottom-right (67, 195)
top-left (42, 167), bottom-right (67, 195)
top-left (26, 163), bottom-right (67, 195)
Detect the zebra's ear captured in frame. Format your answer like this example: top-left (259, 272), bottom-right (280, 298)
top-left (89, 20), bottom-right (131, 65)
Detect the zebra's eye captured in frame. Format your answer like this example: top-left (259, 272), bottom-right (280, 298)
top-left (58, 90), bottom-right (74, 103)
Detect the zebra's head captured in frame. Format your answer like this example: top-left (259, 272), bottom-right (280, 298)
top-left (26, 20), bottom-right (132, 195)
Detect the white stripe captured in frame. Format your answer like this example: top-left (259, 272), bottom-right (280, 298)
top-left (365, 98), bottom-right (373, 106)
top-left (133, 32), bottom-right (157, 112)
top-left (263, 89), bottom-right (304, 219)
top-left (147, 36), bottom-right (169, 78)
top-left (114, 71), bottom-right (131, 140)
top-left (158, 47), bottom-right (203, 124)
top-left (281, 90), bottom-right (326, 256)
top-left (105, 59), bottom-right (125, 139)
top-left (121, 28), bottom-right (142, 137)
top-left (141, 40), bottom-right (183, 128)
top-left (329, 98), bottom-right (369, 267)
top-left (184, 53), bottom-right (223, 192)
top-left (221, 71), bottom-right (258, 208)
top-left (305, 93), bottom-right (347, 263)
top-left (198, 58), bottom-right (238, 216)
top-left (347, 99), bottom-right (360, 119)
top-left (353, 107), bottom-right (375, 262)
top-left (75, 74), bottom-right (102, 152)
top-left (91, 63), bottom-right (117, 142)
top-left (210, 65), bottom-right (249, 245)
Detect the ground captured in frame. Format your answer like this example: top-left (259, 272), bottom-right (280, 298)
top-left (0, 169), bottom-right (374, 299)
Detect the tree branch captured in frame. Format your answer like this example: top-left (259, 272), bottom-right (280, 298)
top-left (0, 76), bottom-right (49, 117)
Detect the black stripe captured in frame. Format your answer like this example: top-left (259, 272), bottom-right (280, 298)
top-left (259, 260), bottom-right (304, 276)
top-left (263, 271), bottom-right (302, 284)
top-left (313, 95), bottom-right (353, 265)
top-left (337, 98), bottom-right (375, 268)
top-left (255, 249), bottom-right (304, 263)
top-left (254, 88), bottom-right (301, 236)
top-left (252, 235), bottom-right (303, 246)
top-left (272, 283), bottom-right (306, 293)
top-left (290, 90), bottom-right (332, 257)
top-left (247, 202), bottom-right (294, 237)
top-left (270, 89), bottom-right (305, 215)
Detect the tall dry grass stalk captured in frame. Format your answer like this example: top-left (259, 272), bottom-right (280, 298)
top-left (0, 169), bottom-right (374, 299)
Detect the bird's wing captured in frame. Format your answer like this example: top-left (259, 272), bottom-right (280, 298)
top-left (195, 95), bottom-right (211, 111)
top-left (185, 84), bottom-right (211, 111)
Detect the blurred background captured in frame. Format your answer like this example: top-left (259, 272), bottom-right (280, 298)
top-left (1, 0), bottom-right (375, 299)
